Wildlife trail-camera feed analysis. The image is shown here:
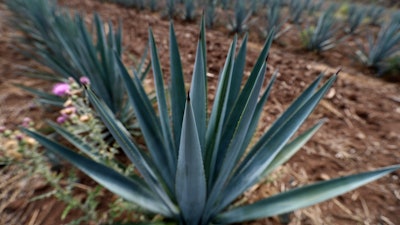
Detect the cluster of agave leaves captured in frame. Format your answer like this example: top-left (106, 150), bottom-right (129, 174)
top-left (6, 0), bottom-right (147, 127)
top-left (300, 4), bottom-right (341, 52)
top-left (22, 18), bottom-right (400, 224)
top-left (356, 16), bottom-right (400, 74)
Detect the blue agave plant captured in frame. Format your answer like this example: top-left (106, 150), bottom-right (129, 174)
top-left (227, 0), bottom-right (253, 33)
top-left (356, 15), bottom-right (400, 74)
top-left (345, 4), bottom-right (366, 34)
top-left (301, 5), bottom-right (341, 52)
top-left (23, 18), bottom-right (400, 224)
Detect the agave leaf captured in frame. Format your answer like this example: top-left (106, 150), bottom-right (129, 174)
top-left (214, 31), bottom-right (273, 172)
top-left (261, 119), bottom-right (325, 178)
top-left (77, 16), bottom-right (110, 97)
top-left (200, 16), bottom-right (207, 79)
top-left (94, 14), bottom-right (109, 82)
top-left (104, 20), bottom-right (124, 106)
top-left (189, 30), bottom-right (207, 151)
top-left (219, 74), bottom-right (337, 210)
top-left (47, 120), bottom-right (97, 159)
top-left (35, 49), bottom-right (76, 80)
top-left (36, 98), bottom-right (66, 106)
top-left (103, 20), bottom-right (122, 102)
top-left (115, 52), bottom-right (175, 192)
top-left (239, 70), bottom-right (277, 160)
top-left (175, 95), bottom-right (207, 224)
top-left (86, 87), bottom-right (178, 216)
top-left (238, 31), bottom-right (274, 111)
top-left (206, 62), bottom-right (266, 217)
top-left (92, 16), bottom-right (125, 114)
top-left (138, 62), bottom-right (151, 82)
top-left (72, 16), bottom-right (117, 110)
top-left (241, 74), bottom-right (336, 183)
top-left (52, 18), bottom-right (87, 77)
top-left (115, 19), bottom-right (123, 55)
top-left (204, 36), bottom-right (237, 184)
top-left (21, 127), bottom-right (170, 215)
top-left (238, 73), bottom-right (324, 171)
top-left (133, 43), bottom-right (150, 81)
top-left (169, 22), bottom-right (186, 150)
top-left (225, 34), bottom-right (248, 115)
top-left (106, 21), bottom-right (116, 51)
top-left (17, 69), bottom-right (63, 82)
top-left (212, 32), bottom-right (274, 177)
top-left (216, 165), bottom-right (400, 223)
top-left (13, 83), bottom-right (65, 107)
top-left (149, 29), bottom-right (176, 175)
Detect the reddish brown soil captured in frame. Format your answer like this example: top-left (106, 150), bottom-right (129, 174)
top-left (0, 0), bottom-right (399, 225)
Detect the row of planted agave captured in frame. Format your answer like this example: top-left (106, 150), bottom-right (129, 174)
top-left (108, 0), bottom-right (400, 75)
top-left (2, 0), bottom-right (400, 224)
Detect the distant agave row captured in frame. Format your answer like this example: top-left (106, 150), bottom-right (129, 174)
top-left (104, 0), bottom-right (390, 29)
top-left (103, 0), bottom-right (400, 75)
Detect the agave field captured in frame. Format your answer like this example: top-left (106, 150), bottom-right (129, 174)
top-left (0, 0), bottom-right (400, 224)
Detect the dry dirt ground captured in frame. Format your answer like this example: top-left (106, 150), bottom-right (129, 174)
top-left (0, 0), bottom-right (399, 224)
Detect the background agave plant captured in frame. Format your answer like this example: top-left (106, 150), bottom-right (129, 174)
top-left (306, 0), bottom-right (325, 15)
top-left (366, 4), bottom-right (385, 26)
top-left (301, 5), bottom-right (341, 52)
top-left (356, 15), bottom-right (400, 74)
top-left (345, 3), bottom-right (366, 34)
top-left (183, 0), bottom-right (197, 21)
top-left (148, 0), bottom-right (158, 11)
top-left (288, 0), bottom-right (311, 24)
top-left (227, 0), bottom-right (252, 33)
top-left (264, 0), bottom-right (289, 39)
top-left (204, 0), bottom-right (217, 28)
top-left (219, 0), bottom-right (229, 10)
top-left (22, 18), bottom-right (400, 224)
top-left (166, 0), bottom-right (176, 18)
top-left (107, 0), bottom-right (142, 8)
top-left (6, 0), bottom-right (149, 125)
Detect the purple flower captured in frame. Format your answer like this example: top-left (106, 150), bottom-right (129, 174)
top-left (22, 117), bottom-right (32, 127)
top-left (79, 76), bottom-right (90, 85)
top-left (56, 115), bottom-right (68, 124)
top-left (52, 83), bottom-right (70, 96)
top-left (15, 134), bottom-right (24, 141)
